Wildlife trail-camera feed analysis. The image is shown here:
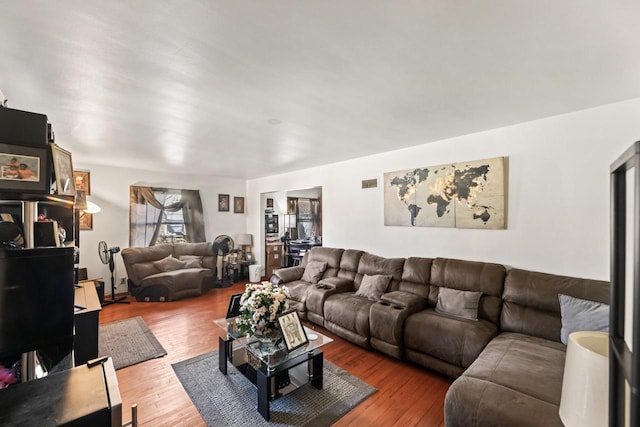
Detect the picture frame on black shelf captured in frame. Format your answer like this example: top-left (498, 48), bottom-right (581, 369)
top-left (0, 143), bottom-right (49, 193)
top-left (51, 144), bottom-right (75, 196)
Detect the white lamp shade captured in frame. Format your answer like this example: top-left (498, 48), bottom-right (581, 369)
top-left (235, 233), bottom-right (252, 246)
top-left (559, 331), bottom-right (609, 427)
top-left (84, 200), bottom-right (101, 214)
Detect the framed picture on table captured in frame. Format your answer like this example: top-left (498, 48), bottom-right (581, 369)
top-left (278, 310), bottom-right (309, 352)
top-left (51, 144), bottom-right (75, 196)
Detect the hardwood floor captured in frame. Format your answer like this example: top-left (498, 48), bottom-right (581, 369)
top-left (100, 284), bottom-right (451, 426)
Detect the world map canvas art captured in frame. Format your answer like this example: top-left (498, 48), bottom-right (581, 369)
top-left (384, 156), bottom-right (506, 229)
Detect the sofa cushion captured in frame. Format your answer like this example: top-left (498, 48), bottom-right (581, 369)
top-left (356, 253), bottom-right (404, 293)
top-left (558, 294), bottom-right (609, 345)
top-left (501, 268), bottom-right (610, 342)
top-left (380, 291), bottom-right (427, 311)
top-left (436, 287), bottom-right (482, 320)
top-left (179, 255), bottom-right (203, 269)
top-left (445, 332), bottom-right (567, 426)
top-left (154, 255), bottom-right (186, 272)
top-left (355, 274), bottom-right (392, 301)
top-left (445, 376), bottom-right (564, 427)
top-left (404, 309), bottom-right (498, 369)
top-left (173, 242), bottom-right (213, 256)
top-left (132, 262), bottom-right (161, 282)
top-left (398, 257), bottom-right (432, 298)
top-left (283, 280), bottom-right (312, 305)
top-left (324, 293), bottom-right (376, 338)
top-left (430, 258), bottom-right (506, 325)
top-left (304, 247), bottom-right (345, 280)
top-left (301, 261), bottom-right (327, 283)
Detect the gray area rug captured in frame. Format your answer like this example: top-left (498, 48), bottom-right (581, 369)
top-left (99, 316), bottom-right (167, 370)
top-left (173, 350), bottom-right (376, 426)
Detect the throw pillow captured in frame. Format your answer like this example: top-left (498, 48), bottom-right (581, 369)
top-left (355, 274), bottom-right (392, 301)
top-left (132, 262), bottom-right (160, 280)
top-left (179, 255), bottom-right (203, 269)
top-left (558, 294), bottom-right (610, 345)
top-left (153, 255), bottom-right (186, 272)
top-left (435, 287), bottom-right (482, 320)
top-left (301, 261), bottom-right (328, 284)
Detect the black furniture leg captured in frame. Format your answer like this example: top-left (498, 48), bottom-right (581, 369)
top-left (310, 352), bottom-right (323, 389)
top-left (218, 336), bottom-right (229, 375)
top-left (256, 369), bottom-right (270, 421)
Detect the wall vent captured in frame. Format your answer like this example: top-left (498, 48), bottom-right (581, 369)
top-left (361, 178), bottom-right (378, 189)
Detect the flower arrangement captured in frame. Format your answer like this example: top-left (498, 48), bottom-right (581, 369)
top-left (237, 281), bottom-right (289, 338)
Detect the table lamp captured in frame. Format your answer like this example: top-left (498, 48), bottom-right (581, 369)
top-left (559, 331), bottom-right (609, 427)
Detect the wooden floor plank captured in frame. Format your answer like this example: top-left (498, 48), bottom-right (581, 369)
top-left (99, 282), bottom-right (451, 426)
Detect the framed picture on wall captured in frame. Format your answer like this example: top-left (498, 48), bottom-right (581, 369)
top-left (79, 211), bottom-right (93, 230)
top-left (73, 170), bottom-right (90, 195)
top-left (234, 196), bottom-right (244, 214)
top-left (51, 144), bottom-right (75, 196)
top-left (218, 194), bottom-right (230, 212)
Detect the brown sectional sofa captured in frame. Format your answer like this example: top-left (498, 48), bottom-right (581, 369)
top-left (122, 242), bottom-right (216, 301)
top-left (273, 247), bottom-right (609, 427)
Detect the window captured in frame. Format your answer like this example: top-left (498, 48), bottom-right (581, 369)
top-left (129, 186), bottom-right (205, 247)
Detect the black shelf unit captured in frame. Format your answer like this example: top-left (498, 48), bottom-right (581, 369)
top-left (610, 141), bottom-right (640, 427)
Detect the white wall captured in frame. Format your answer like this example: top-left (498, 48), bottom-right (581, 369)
top-left (248, 98), bottom-right (640, 281)
top-left (75, 164), bottom-right (246, 295)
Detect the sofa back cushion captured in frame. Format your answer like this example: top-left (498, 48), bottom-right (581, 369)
top-left (304, 247), bottom-right (344, 280)
top-left (501, 268), bottom-right (610, 342)
top-left (122, 245), bottom-right (174, 285)
top-left (174, 242), bottom-right (214, 256)
top-left (356, 252), bottom-right (404, 292)
top-left (337, 249), bottom-right (365, 281)
top-left (429, 257), bottom-right (506, 325)
top-left (399, 257), bottom-right (433, 299)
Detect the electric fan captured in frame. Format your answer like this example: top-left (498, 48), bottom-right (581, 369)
top-left (212, 235), bottom-right (234, 287)
top-left (98, 240), bottom-right (129, 306)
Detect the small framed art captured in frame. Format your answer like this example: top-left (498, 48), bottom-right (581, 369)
top-left (79, 211), bottom-right (93, 230)
top-left (278, 310), bottom-right (309, 352)
top-left (0, 144), bottom-right (49, 193)
top-left (51, 143), bottom-right (75, 196)
top-left (234, 196), bottom-right (245, 214)
top-left (73, 170), bottom-right (90, 195)
top-left (218, 194), bottom-right (230, 212)
top-left (225, 293), bottom-right (242, 319)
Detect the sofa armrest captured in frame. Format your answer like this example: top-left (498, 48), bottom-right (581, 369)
top-left (274, 266), bottom-right (305, 283)
top-left (318, 277), bottom-right (354, 293)
top-left (381, 291), bottom-right (427, 311)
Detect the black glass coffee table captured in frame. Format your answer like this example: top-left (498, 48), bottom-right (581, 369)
top-left (216, 318), bottom-right (333, 421)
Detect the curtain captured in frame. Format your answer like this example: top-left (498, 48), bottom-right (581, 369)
top-left (129, 186), bottom-right (205, 247)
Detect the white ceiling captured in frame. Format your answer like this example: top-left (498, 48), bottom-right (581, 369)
top-left (1, 1), bottom-right (639, 179)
